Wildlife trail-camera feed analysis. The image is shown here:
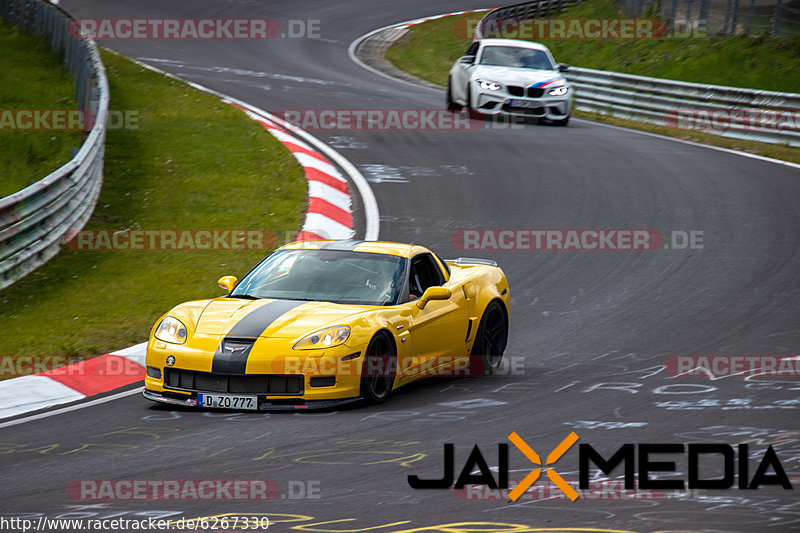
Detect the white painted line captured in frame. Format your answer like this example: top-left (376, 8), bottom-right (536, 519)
top-left (0, 387), bottom-right (143, 429)
top-left (0, 375), bottom-right (86, 419)
top-left (573, 117), bottom-right (800, 170)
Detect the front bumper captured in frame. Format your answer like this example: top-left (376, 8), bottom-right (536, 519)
top-left (142, 388), bottom-right (361, 411)
top-left (144, 336), bottom-right (370, 409)
top-left (474, 87), bottom-right (572, 120)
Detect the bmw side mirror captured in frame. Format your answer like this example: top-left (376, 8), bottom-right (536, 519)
top-left (459, 55), bottom-right (476, 65)
top-left (557, 63), bottom-right (570, 72)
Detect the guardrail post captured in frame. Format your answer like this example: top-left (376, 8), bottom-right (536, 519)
top-left (724, 0), bottom-right (732, 34)
top-left (699, 0), bottom-right (709, 30)
top-left (772, 0), bottom-right (782, 36)
top-left (670, 0), bottom-right (679, 31)
top-left (745, 0), bottom-right (756, 34)
top-left (731, 0), bottom-right (740, 34)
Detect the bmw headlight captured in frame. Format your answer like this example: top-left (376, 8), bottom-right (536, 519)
top-left (478, 79), bottom-right (501, 91)
top-left (548, 86), bottom-right (569, 96)
top-left (293, 325), bottom-right (351, 350)
top-left (154, 317), bottom-right (188, 344)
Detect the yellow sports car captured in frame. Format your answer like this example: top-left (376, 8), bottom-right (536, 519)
top-left (143, 240), bottom-right (509, 410)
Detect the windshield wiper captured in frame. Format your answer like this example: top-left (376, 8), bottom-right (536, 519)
top-left (230, 293), bottom-right (261, 300)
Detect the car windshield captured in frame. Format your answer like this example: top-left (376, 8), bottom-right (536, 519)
top-left (230, 249), bottom-right (407, 306)
top-left (478, 46), bottom-right (553, 70)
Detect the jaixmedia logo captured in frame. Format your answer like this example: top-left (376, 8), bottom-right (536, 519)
top-left (408, 432), bottom-right (793, 501)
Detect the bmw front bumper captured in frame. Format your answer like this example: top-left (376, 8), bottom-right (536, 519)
top-left (473, 86), bottom-right (572, 120)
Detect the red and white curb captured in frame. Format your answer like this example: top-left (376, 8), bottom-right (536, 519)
top-left (229, 103), bottom-right (354, 241)
top-left (0, 343), bottom-right (146, 420)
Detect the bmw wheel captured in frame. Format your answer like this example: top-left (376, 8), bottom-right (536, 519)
top-left (446, 77), bottom-right (462, 111)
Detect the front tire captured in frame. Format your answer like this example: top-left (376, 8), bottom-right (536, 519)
top-left (465, 85), bottom-right (483, 120)
top-left (551, 115), bottom-right (570, 126)
top-left (446, 78), bottom-right (462, 111)
top-left (471, 301), bottom-right (508, 374)
top-left (360, 332), bottom-right (396, 403)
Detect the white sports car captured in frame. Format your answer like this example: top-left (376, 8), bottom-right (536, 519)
top-left (447, 38), bottom-right (572, 126)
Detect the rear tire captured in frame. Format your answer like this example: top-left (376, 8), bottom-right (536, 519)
top-left (471, 301), bottom-right (508, 374)
top-left (360, 332), bottom-right (396, 403)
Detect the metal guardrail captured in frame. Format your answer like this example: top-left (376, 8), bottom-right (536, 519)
top-left (0, 0), bottom-right (108, 290)
top-left (564, 67), bottom-right (800, 147)
top-left (476, 2), bottom-right (800, 147)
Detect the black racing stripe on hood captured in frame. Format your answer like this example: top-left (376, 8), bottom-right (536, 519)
top-left (211, 299), bottom-right (305, 374)
top-left (322, 240), bottom-right (363, 251)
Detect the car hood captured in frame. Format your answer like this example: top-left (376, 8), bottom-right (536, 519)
top-left (472, 65), bottom-right (567, 88)
top-left (192, 298), bottom-right (367, 339)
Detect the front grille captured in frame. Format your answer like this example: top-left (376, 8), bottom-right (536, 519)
top-left (527, 88), bottom-right (545, 98)
top-left (507, 85), bottom-right (524, 96)
top-left (501, 104), bottom-right (545, 116)
top-left (165, 368), bottom-right (303, 395)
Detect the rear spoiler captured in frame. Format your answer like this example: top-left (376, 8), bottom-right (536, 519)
top-left (445, 257), bottom-right (498, 267)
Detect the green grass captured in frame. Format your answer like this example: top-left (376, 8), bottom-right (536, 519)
top-left (385, 0), bottom-right (800, 163)
top-left (387, 1), bottom-right (800, 92)
top-left (0, 20), bottom-right (81, 197)
top-left (0, 49), bottom-right (307, 361)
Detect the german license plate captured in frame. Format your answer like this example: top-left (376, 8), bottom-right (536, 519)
top-left (508, 99), bottom-right (539, 108)
top-left (198, 393), bottom-right (258, 410)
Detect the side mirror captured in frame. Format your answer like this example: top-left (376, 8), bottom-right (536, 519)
top-left (417, 287), bottom-right (452, 309)
top-left (217, 275), bottom-right (237, 292)
top-left (557, 63), bottom-right (570, 73)
top-left (459, 55), bottom-right (476, 65)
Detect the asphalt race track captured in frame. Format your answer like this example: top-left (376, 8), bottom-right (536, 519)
top-left (2, 1), bottom-right (799, 531)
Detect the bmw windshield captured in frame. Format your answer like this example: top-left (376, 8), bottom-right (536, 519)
top-left (230, 249), bottom-right (407, 306)
top-left (478, 46), bottom-right (554, 70)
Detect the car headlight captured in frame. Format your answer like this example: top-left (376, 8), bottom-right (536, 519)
top-left (154, 316), bottom-right (188, 344)
top-left (478, 79), bottom-right (501, 91)
top-left (548, 86), bottom-right (569, 96)
top-left (293, 325), bottom-right (351, 350)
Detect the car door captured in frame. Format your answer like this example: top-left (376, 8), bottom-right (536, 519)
top-left (452, 42), bottom-right (480, 102)
top-left (404, 253), bottom-right (468, 376)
